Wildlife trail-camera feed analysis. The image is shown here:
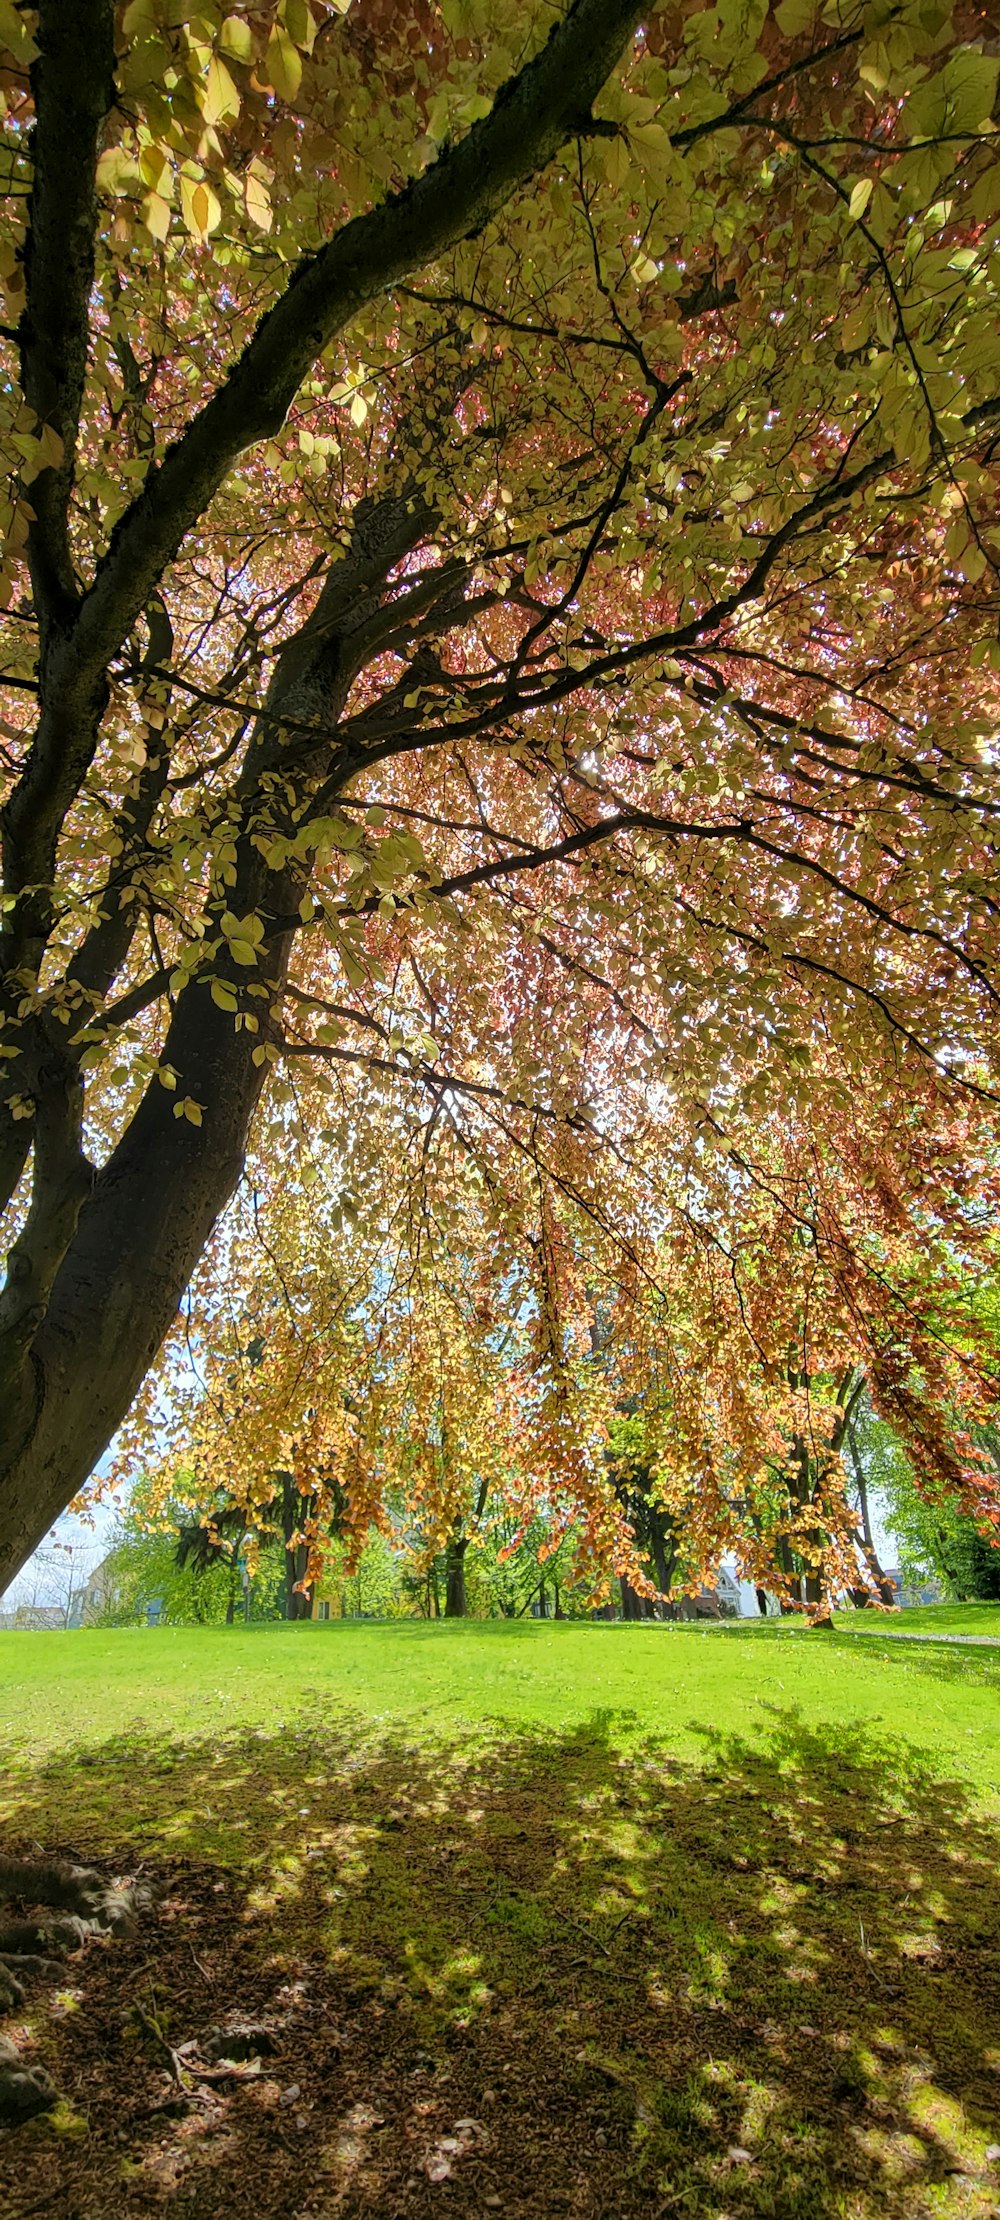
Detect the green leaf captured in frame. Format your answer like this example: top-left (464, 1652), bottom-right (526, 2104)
top-left (218, 16), bottom-right (254, 64)
top-left (906, 49), bottom-right (1000, 141)
top-left (774, 0), bottom-right (815, 34)
top-left (121, 0), bottom-right (157, 36)
top-left (282, 0), bottom-right (318, 52)
top-left (265, 26), bottom-right (303, 101)
top-left (848, 177), bottom-right (873, 222)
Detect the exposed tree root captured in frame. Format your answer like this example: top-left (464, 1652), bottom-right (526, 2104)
top-left (0, 1854), bottom-right (147, 2126)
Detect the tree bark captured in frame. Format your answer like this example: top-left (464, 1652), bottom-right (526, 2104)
top-left (619, 1576), bottom-right (643, 1621)
top-left (444, 1535), bottom-right (468, 1618)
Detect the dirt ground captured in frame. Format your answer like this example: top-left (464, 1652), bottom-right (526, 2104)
top-left (1, 1708), bottom-right (999, 2218)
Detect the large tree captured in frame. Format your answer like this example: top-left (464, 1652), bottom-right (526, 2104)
top-left (2, 0), bottom-right (1000, 1595)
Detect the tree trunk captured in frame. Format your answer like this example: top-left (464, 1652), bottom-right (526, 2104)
top-left (444, 1534), bottom-right (468, 1618)
top-left (774, 1534), bottom-right (798, 1612)
top-left (280, 1475), bottom-right (314, 1620)
top-left (225, 1545), bottom-right (241, 1626)
top-left (650, 1515), bottom-right (676, 1617)
top-left (619, 1576), bottom-right (643, 1620)
top-left (0, 940), bottom-right (295, 1595)
top-left (287, 1546), bottom-right (313, 1620)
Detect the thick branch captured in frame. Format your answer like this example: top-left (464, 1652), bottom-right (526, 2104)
top-left (0, 1057), bottom-right (91, 1436)
top-left (19, 0), bottom-right (116, 625)
top-left (0, 1107), bottom-right (31, 1224)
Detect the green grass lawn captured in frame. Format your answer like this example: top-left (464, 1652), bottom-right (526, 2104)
top-left (838, 1601), bottom-right (1000, 1639)
top-left (2, 1613), bottom-right (999, 1815)
top-left (1, 1620), bottom-right (998, 2219)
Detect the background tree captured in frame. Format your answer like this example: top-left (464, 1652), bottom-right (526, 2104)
top-left (863, 1401), bottom-right (1000, 1601)
top-left (173, 1466), bottom-right (326, 1620)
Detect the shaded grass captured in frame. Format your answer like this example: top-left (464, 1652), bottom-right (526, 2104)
top-left (0, 1703), bottom-right (998, 2218)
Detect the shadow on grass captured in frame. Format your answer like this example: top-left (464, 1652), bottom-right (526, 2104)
top-left (1, 1709), bottom-right (999, 2219)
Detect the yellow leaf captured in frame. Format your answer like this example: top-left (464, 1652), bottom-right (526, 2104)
top-left (143, 190), bottom-right (171, 243)
top-left (265, 26), bottom-right (303, 101)
top-left (210, 980), bottom-right (239, 1011)
top-left (229, 939), bottom-right (258, 964)
top-left (245, 172), bottom-right (272, 230)
top-left (96, 146), bottom-right (143, 197)
top-left (349, 390), bottom-right (368, 428)
top-left (848, 177), bottom-right (873, 222)
top-left (180, 176), bottom-right (221, 240)
top-left (139, 143), bottom-right (171, 193)
top-left (202, 54), bottom-right (240, 127)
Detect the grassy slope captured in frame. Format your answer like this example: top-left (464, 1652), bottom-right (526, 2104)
top-left (1, 1621), bottom-right (998, 2220)
top-left (839, 1600), bottom-right (1000, 1638)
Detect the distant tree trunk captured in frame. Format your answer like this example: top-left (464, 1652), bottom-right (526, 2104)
top-left (445, 1534), bottom-right (468, 1617)
top-left (775, 1534), bottom-right (798, 1612)
top-left (755, 1586), bottom-right (769, 1616)
top-left (430, 1563), bottom-right (441, 1618)
top-left (224, 1540), bottom-right (243, 1626)
top-left (280, 1475), bottom-right (314, 1620)
top-left (286, 1542), bottom-right (313, 1619)
top-left (650, 1516), bottom-right (676, 1617)
top-left (619, 1576), bottom-right (643, 1620)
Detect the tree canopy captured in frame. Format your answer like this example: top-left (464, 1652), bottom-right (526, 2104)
top-left (2, 0), bottom-right (1000, 1601)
